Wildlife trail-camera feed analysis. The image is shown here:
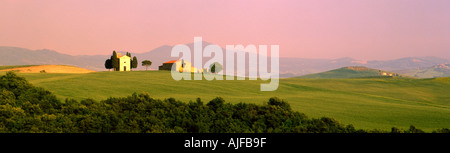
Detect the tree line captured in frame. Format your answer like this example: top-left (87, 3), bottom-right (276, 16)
top-left (0, 72), bottom-right (448, 133)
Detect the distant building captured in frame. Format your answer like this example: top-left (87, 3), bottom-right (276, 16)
top-left (158, 60), bottom-right (177, 71)
top-left (158, 59), bottom-right (201, 73)
top-left (117, 53), bottom-right (131, 71)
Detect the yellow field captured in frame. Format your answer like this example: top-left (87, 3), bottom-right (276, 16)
top-left (0, 65), bottom-right (94, 73)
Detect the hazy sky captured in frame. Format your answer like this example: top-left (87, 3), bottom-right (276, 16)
top-left (1, 0), bottom-right (449, 60)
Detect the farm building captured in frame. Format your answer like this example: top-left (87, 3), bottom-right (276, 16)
top-left (117, 53), bottom-right (131, 71)
top-left (158, 59), bottom-right (202, 73)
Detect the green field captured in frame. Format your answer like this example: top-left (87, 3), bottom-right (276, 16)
top-left (1, 70), bottom-right (449, 132)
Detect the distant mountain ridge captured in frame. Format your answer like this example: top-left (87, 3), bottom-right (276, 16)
top-left (1, 45), bottom-right (449, 78)
top-left (0, 46), bottom-right (106, 71)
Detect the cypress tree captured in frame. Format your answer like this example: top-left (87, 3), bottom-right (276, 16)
top-left (128, 52), bottom-right (133, 70)
top-left (132, 56), bottom-right (138, 69)
top-left (111, 51), bottom-right (118, 71)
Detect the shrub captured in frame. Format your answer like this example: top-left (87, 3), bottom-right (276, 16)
top-left (207, 97), bottom-right (225, 111)
top-left (267, 97), bottom-right (291, 111)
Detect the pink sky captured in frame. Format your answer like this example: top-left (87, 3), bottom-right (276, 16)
top-left (0, 0), bottom-right (449, 60)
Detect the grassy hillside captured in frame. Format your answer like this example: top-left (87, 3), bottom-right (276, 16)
top-left (1, 70), bottom-right (449, 132)
top-left (297, 66), bottom-right (406, 79)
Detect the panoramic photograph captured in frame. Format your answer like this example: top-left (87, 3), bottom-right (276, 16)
top-left (0, 0), bottom-right (449, 151)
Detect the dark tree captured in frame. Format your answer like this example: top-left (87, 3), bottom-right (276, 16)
top-left (209, 62), bottom-right (223, 74)
top-left (111, 51), bottom-right (119, 71)
top-left (267, 97), bottom-right (291, 110)
top-left (211, 64), bottom-right (215, 73)
top-left (104, 59), bottom-right (112, 71)
top-left (207, 97), bottom-right (225, 111)
top-left (181, 59), bottom-right (185, 68)
top-left (127, 52), bottom-right (133, 70)
top-left (132, 56), bottom-right (138, 69)
top-left (142, 60), bottom-right (152, 71)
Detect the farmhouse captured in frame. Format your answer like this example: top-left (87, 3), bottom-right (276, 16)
top-left (159, 59), bottom-right (202, 73)
top-left (117, 53), bottom-right (131, 71)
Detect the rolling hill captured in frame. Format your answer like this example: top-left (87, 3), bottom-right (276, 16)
top-left (297, 66), bottom-right (406, 79)
top-left (1, 46), bottom-right (449, 77)
top-left (395, 64), bottom-right (450, 78)
top-left (1, 70), bottom-right (448, 132)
